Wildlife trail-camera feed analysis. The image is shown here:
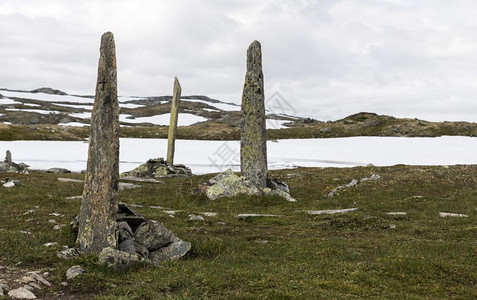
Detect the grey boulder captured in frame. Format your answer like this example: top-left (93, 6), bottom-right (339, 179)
top-left (134, 220), bottom-right (173, 251)
top-left (149, 236), bottom-right (191, 264)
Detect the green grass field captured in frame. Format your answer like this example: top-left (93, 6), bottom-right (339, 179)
top-left (0, 165), bottom-right (476, 299)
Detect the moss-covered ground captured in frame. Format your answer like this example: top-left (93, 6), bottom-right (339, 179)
top-left (0, 165), bottom-right (476, 299)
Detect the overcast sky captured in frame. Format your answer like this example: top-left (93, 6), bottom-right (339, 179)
top-left (2, 0), bottom-right (477, 122)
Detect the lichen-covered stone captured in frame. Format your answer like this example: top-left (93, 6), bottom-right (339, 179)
top-left (117, 221), bottom-right (133, 242)
top-left (167, 77), bottom-right (181, 165)
top-left (119, 238), bottom-right (136, 254)
top-left (77, 32), bottom-right (119, 254)
top-left (149, 236), bottom-right (191, 264)
top-left (201, 169), bottom-right (260, 200)
top-left (267, 178), bottom-right (290, 194)
top-left (119, 238), bottom-right (149, 258)
top-left (98, 247), bottom-right (144, 270)
top-left (66, 265), bottom-right (86, 280)
top-left (134, 220), bottom-right (173, 251)
top-left (8, 287), bottom-right (37, 299)
top-left (240, 40), bottom-right (267, 188)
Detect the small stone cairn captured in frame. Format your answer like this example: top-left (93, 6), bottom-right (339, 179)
top-left (0, 150), bottom-right (29, 174)
top-left (121, 158), bottom-right (191, 179)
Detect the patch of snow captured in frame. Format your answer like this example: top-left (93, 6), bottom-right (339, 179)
top-left (0, 90), bottom-right (93, 103)
top-left (5, 108), bottom-right (64, 115)
top-left (0, 98), bottom-right (22, 105)
top-left (118, 96), bottom-right (148, 103)
top-left (54, 103), bottom-right (93, 109)
top-left (69, 112), bottom-right (91, 119)
top-left (182, 98), bottom-right (240, 111)
top-left (266, 119), bottom-right (291, 129)
top-left (119, 103), bottom-right (145, 109)
top-left (22, 103), bottom-right (42, 107)
top-left (3, 122), bottom-right (12, 125)
top-left (119, 113), bottom-right (207, 126)
top-left (58, 122), bottom-right (89, 127)
top-left (3, 136), bottom-right (477, 175)
top-left (203, 108), bottom-right (220, 112)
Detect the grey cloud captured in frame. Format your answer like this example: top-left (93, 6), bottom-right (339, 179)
top-left (1, 0), bottom-right (477, 122)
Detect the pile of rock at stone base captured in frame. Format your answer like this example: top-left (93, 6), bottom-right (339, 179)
top-left (0, 150), bottom-right (29, 174)
top-left (120, 158), bottom-right (192, 179)
top-left (70, 203), bottom-right (190, 270)
top-left (198, 169), bottom-right (297, 202)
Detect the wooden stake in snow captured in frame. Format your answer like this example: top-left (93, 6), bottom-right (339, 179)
top-left (167, 77), bottom-right (181, 166)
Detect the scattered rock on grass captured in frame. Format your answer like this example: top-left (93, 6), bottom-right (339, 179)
top-left (8, 287), bottom-right (37, 299)
top-left (47, 168), bottom-right (71, 174)
top-left (66, 265), bottom-right (86, 280)
top-left (3, 181), bottom-right (15, 188)
top-left (202, 212), bottom-right (217, 217)
top-left (118, 182), bottom-right (142, 191)
top-left (57, 247), bottom-right (79, 259)
top-left (386, 212), bottom-right (407, 216)
top-left (236, 213), bottom-right (282, 220)
top-left (188, 214), bottom-right (205, 221)
top-left (439, 212), bottom-right (468, 218)
top-left (0, 281), bottom-right (7, 296)
top-left (307, 208), bottom-right (358, 215)
top-left (58, 178), bottom-right (82, 183)
top-left (328, 174), bottom-right (381, 197)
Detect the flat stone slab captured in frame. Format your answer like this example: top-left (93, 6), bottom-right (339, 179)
top-left (386, 212), bottom-right (407, 216)
top-left (8, 287), bottom-right (37, 299)
top-left (121, 177), bottom-right (165, 184)
top-left (236, 213), bottom-right (282, 220)
top-left (439, 212), bottom-right (468, 218)
top-left (202, 212), bottom-right (217, 217)
top-left (119, 182), bottom-right (142, 191)
top-left (307, 208), bottom-right (358, 215)
top-left (149, 237), bottom-right (191, 263)
top-left (58, 178), bottom-right (83, 183)
top-left (47, 167), bottom-right (71, 174)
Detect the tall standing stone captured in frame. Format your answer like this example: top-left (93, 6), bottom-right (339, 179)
top-left (166, 77), bottom-right (181, 166)
top-left (77, 32), bottom-right (120, 254)
top-left (240, 40), bottom-right (268, 188)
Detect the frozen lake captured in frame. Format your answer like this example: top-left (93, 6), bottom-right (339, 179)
top-left (1, 136), bottom-right (476, 174)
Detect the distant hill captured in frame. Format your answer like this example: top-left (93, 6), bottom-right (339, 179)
top-left (1, 88), bottom-right (477, 141)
